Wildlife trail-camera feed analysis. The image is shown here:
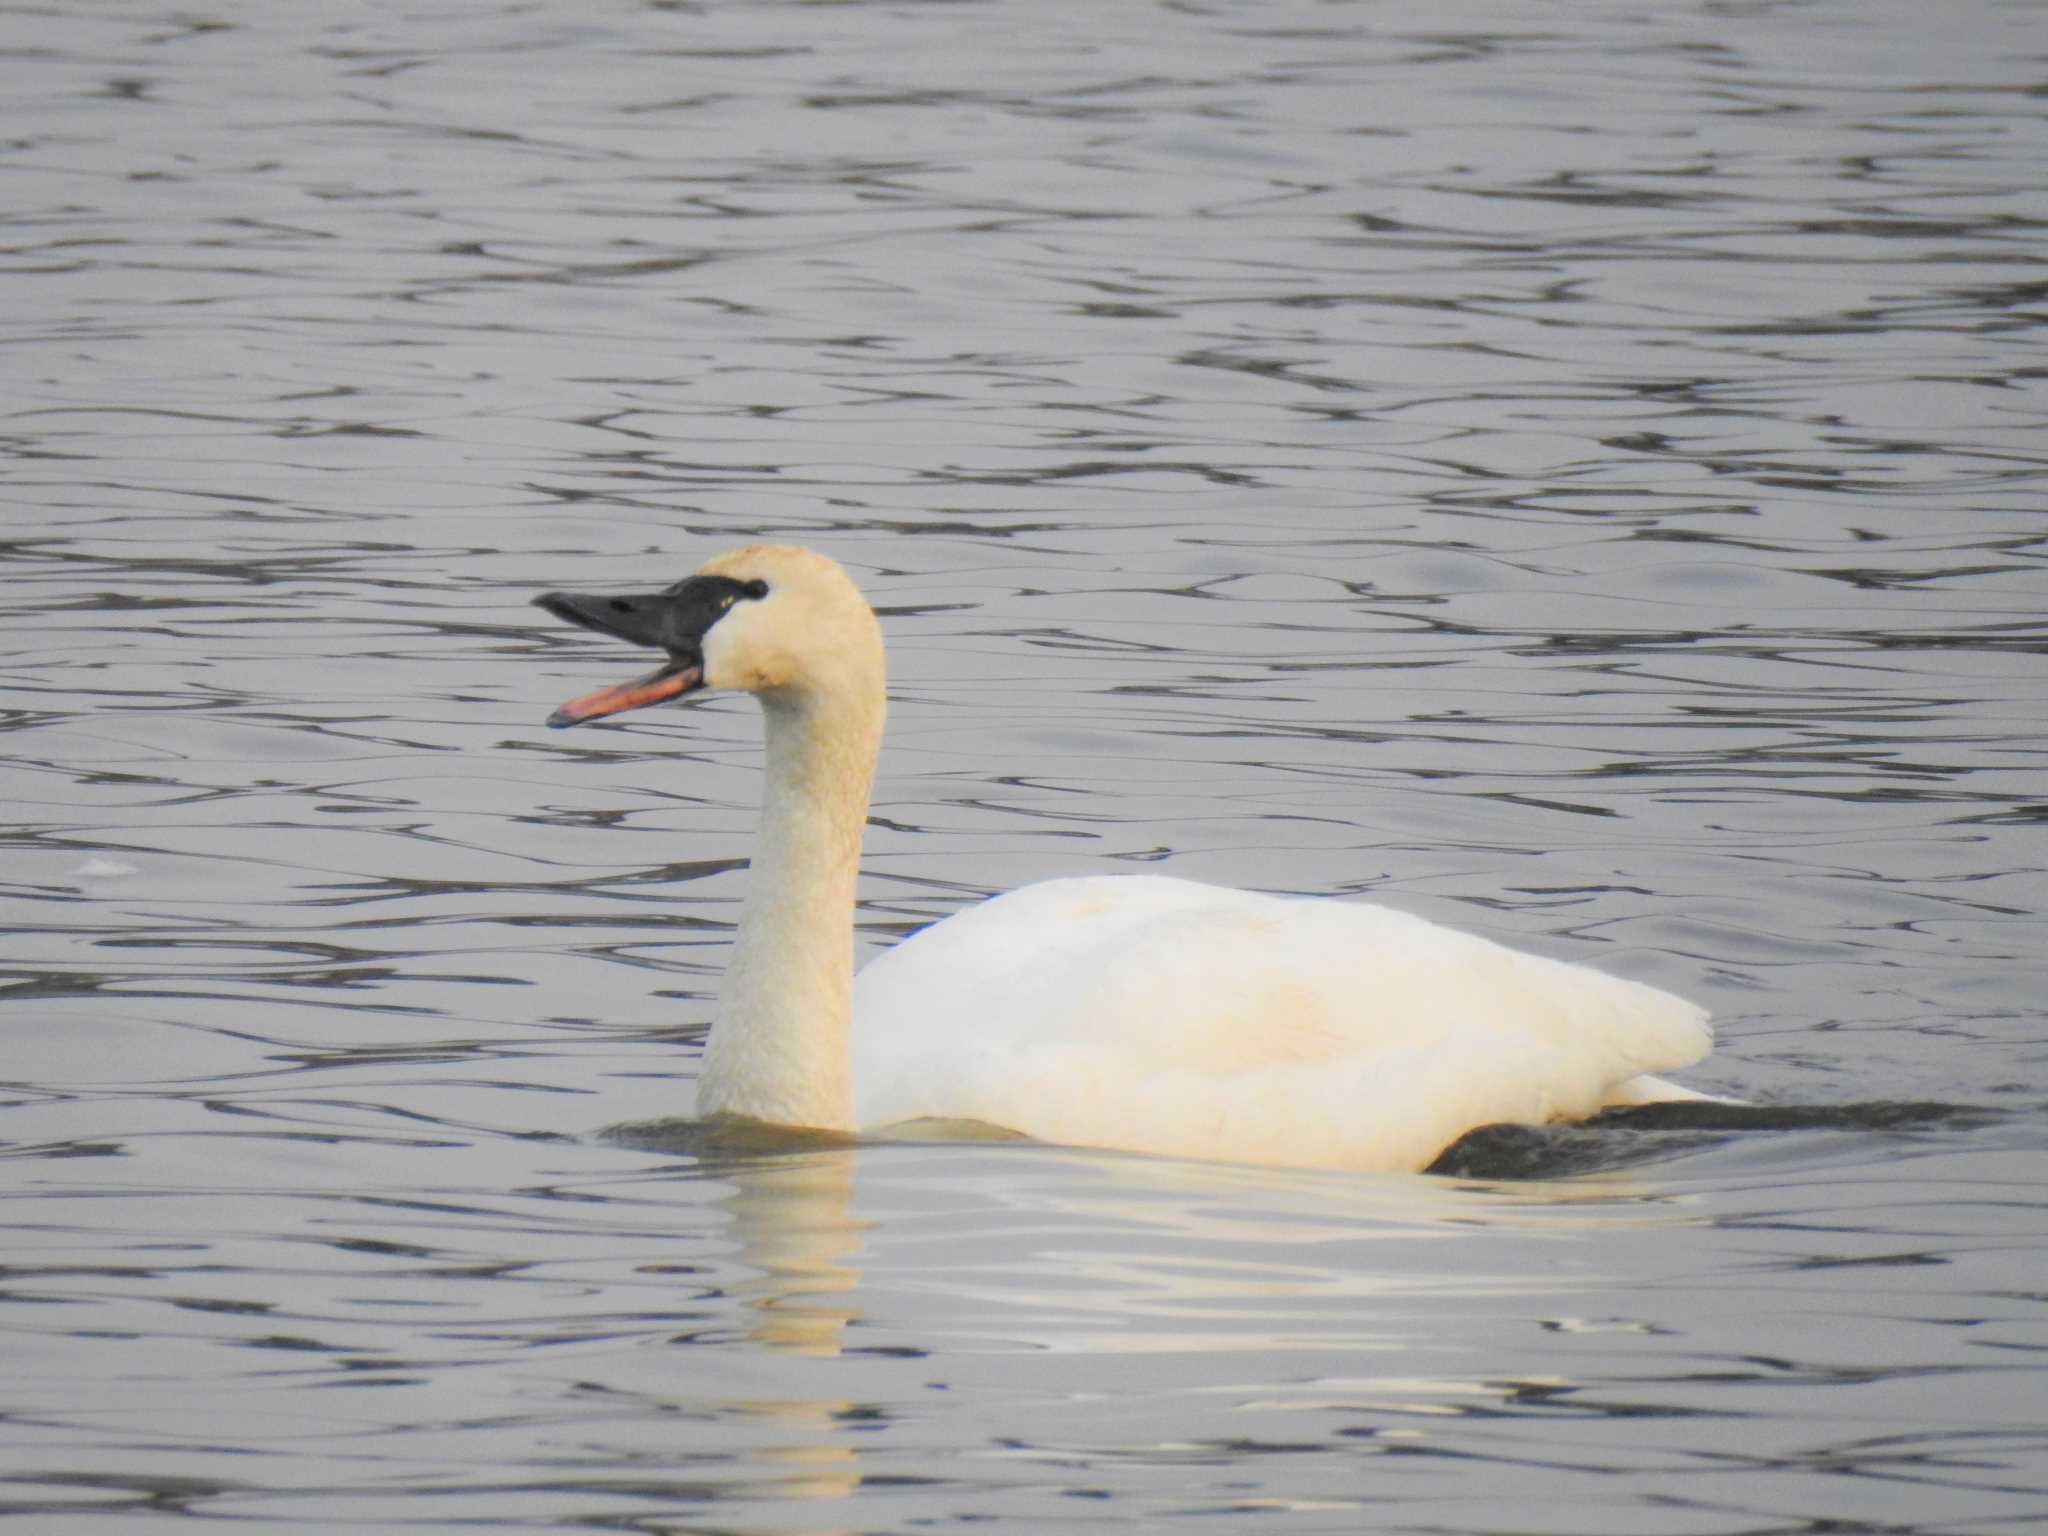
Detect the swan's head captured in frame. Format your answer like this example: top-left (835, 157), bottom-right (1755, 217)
top-left (535, 545), bottom-right (883, 728)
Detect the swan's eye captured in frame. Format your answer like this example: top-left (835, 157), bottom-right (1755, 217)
top-left (715, 579), bottom-right (766, 612)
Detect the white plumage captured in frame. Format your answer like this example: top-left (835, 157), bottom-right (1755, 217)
top-left (540, 545), bottom-right (1714, 1173)
top-left (854, 874), bottom-right (1709, 1171)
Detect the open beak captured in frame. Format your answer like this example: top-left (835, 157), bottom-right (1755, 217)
top-left (535, 589), bottom-right (705, 728)
top-left (545, 658), bottom-right (703, 728)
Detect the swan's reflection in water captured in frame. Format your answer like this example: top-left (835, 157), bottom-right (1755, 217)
top-left (714, 1146), bottom-right (864, 1361)
top-left (611, 1126), bottom-right (871, 1521)
top-left (576, 1103), bottom-right (2009, 1526)
top-left (611, 1110), bottom-right (1703, 1364)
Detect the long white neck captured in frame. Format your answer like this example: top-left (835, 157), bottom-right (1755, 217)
top-left (696, 684), bottom-right (882, 1131)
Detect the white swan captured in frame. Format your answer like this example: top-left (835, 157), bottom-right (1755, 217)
top-left (537, 545), bottom-right (1713, 1172)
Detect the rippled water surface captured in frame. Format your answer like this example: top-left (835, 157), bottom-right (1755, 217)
top-left (5, 1), bottom-right (2047, 1530)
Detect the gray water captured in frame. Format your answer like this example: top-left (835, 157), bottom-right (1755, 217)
top-left (5, 1), bottom-right (2047, 1531)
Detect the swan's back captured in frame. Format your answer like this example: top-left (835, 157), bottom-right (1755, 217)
top-left (851, 875), bottom-right (1710, 1171)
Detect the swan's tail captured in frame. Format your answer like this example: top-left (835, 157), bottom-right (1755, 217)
top-left (1603, 1072), bottom-right (1742, 1108)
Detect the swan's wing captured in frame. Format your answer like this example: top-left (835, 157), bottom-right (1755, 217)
top-left (852, 874), bottom-right (1710, 1170)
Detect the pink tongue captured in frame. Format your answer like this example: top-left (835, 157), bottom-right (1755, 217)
top-left (547, 665), bottom-right (701, 727)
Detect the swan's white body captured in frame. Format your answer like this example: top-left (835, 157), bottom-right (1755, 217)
top-left (545, 545), bottom-right (1713, 1173)
top-left (853, 874), bottom-right (1709, 1171)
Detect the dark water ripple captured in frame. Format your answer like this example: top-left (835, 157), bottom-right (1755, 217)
top-left (3, 0), bottom-right (2047, 1530)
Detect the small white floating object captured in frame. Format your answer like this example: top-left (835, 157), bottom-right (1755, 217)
top-left (74, 857), bottom-right (139, 881)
